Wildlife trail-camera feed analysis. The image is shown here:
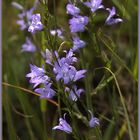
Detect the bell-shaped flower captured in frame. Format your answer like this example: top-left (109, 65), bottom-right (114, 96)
top-left (72, 37), bottom-right (86, 51)
top-left (28, 14), bottom-right (43, 33)
top-left (65, 86), bottom-right (84, 101)
top-left (66, 3), bottom-right (80, 16)
top-left (105, 7), bottom-right (123, 25)
top-left (13, 0), bottom-right (39, 30)
top-left (88, 110), bottom-right (100, 128)
top-left (69, 15), bottom-right (89, 33)
top-left (21, 37), bottom-right (36, 52)
top-left (84, 0), bottom-right (104, 13)
top-left (52, 114), bottom-right (72, 134)
top-left (53, 62), bottom-right (86, 84)
top-left (26, 64), bottom-right (50, 88)
top-left (35, 83), bottom-right (56, 99)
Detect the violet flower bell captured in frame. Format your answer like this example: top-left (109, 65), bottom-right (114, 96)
top-left (54, 63), bottom-right (86, 84)
top-left (26, 64), bottom-right (50, 88)
top-left (53, 51), bottom-right (86, 84)
top-left (66, 3), bottom-right (80, 16)
top-left (72, 37), bottom-right (86, 51)
top-left (21, 37), bottom-right (36, 52)
top-left (105, 7), bottom-right (123, 25)
top-left (35, 83), bottom-right (56, 99)
top-left (61, 49), bottom-right (78, 65)
top-left (52, 114), bottom-right (72, 134)
top-left (65, 86), bottom-right (84, 101)
top-left (69, 15), bottom-right (89, 33)
top-left (84, 0), bottom-right (104, 13)
top-left (16, 19), bottom-right (27, 30)
top-left (13, 0), bottom-right (39, 31)
top-left (28, 14), bottom-right (43, 33)
top-left (88, 110), bottom-right (100, 128)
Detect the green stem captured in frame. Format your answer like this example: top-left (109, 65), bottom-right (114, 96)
top-left (95, 67), bottom-right (134, 140)
top-left (2, 82), bottom-right (59, 107)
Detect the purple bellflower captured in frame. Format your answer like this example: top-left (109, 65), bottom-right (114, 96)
top-left (52, 114), bottom-right (72, 134)
top-left (66, 3), bottom-right (80, 16)
top-left (84, 0), bottom-right (104, 13)
top-left (72, 37), bottom-right (86, 51)
top-left (105, 7), bottom-right (123, 25)
top-left (14, 0), bottom-right (39, 30)
top-left (88, 110), bottom-right (100, 128)
top-left (28, 14), bottom-right (43, 33)
top-left (21, 37), bottom-right (36, 52)
top-left (26, 64), bottom-right (50, 88)
top-left (50, 29), bottom-right (64, 39)
top-left (69, 15), bottom-right (89, 32)
top-left (16, 19), bottom-right (27, 30)
top-left (35, 83), bottom-right (56, 99)
top-left (53, 63), bottom-right (75, 84)
top-left (53, 50), bottom-right (86, 84)
top-left (16, 9), bottom-right (34, 30)
top-left (65, 86), bottom-right (84, 101)
top-left (53, 63), bottom-right (86, 84)
top-left (62, 49), bottom-right (78, 65)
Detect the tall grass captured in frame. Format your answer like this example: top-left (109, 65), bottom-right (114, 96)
top-left (2, 0), bottom-right (138, 139)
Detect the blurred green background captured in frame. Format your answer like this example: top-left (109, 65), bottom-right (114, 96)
top-left (2, 0), bottom-right (138, 140)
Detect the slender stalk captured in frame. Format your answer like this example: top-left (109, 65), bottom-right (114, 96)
top-left (95, 67), bottom-right (134, 140)
top-left (2, 82), bottom-right (59, 107)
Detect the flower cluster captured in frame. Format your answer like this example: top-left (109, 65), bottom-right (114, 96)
top-left (15, 0), bottom-right (123, 136)
top-left (67, 3), bottom-right (89, 33)
top-left (26, 64), bottom-right (56, 99)
top-left (53, 50), bottom-right (86, 84)
top-left (12, 0), bottom-right (39, 30)
top-left (12, 1), bottom-right (42, 52)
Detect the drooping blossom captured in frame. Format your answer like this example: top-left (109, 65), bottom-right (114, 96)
top-left (52, 114), bottom-right (72, 134)
top-left (65, 86), bottom-right (84, 101)
top-left (28, 14), bottom-right (43, 33)
top-left (66, 3), bottom-right (80, 16)
top-left (88, 110), bottom-right (100, 128)
top-left (105, 7), bottom-right (123, 25)
top-left (69, 15), bottom-right (89, 32)
top-left (26, 64), bottom-right (50, 88)
top-left (50, 29), bottom-right (64, 39)
top-left (21, 37), bottom-right (36, 52)
top-left (72, 37), bottom-right (86, 51)
top-left (35, 83), bottom-right (56, 99)
top-left (84, 0), bottom-right (104, 13)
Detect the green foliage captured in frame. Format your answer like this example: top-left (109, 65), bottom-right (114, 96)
top-left (2, 0), bottom-right (138, 139)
